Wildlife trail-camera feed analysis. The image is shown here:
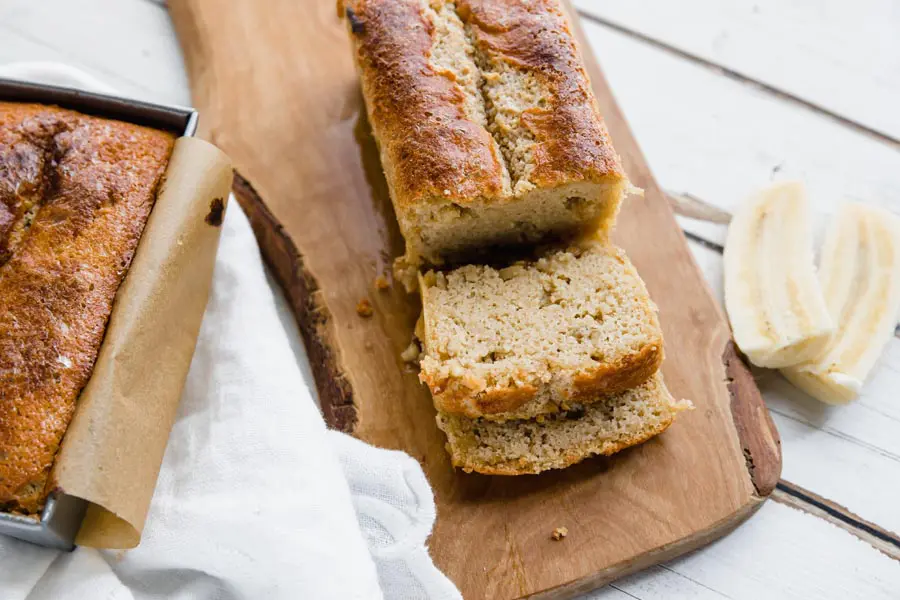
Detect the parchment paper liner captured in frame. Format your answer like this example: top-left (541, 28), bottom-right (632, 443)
top-left (48, 136), bottom-right (233, 549)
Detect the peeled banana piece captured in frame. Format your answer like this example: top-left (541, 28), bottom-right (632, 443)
top-left (723, 181), bottom-right (834, 368)
top-left (781, 204), bottom-right (900, 404)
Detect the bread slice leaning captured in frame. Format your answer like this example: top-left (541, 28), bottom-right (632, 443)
top-left (437, 373), bottom-right (689, 475)
top-left (418, 242), bottom-right (663, 421)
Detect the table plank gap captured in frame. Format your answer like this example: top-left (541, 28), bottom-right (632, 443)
top-left (607, 584), bottom-right (642, 600)
top-left (575, 8), bottom-right (900, 148)
top-left (773, 483), bottom-right (900, 561)
top-left (666, 191), bottom-right (732, 225)
top-left (682, 230), bottom-right (724, 254)
top-left (581, 18), bottom-right (900, 260)
top-left (605, 501), bottom-right (900, 600)
top-left (656, 565), bottom-right (733, 599)
top-left (769, 408), bottom-right (900, 464)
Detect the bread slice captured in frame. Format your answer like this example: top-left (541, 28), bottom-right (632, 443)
top-left (418, 242), bottom-right (663, 421)
top-left (436, 373), bottom-right (689, 475)
top-left (342, 0), bottom-right (629, 282)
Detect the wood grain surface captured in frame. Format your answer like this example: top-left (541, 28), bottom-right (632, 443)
top-left (168, 0), bottom-right (782, 597)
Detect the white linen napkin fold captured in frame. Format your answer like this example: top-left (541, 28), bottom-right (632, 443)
top-left (0, 63), bottom-right (461, 600)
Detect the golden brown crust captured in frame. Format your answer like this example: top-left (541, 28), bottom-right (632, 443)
top-left (345, 0), bottom-right (509, 209)
top-left (450, 411), bottom-right (675, 475)
top-left (422, 375), bottom-right (538, 415)
top-left (425, 337), bottom-right (663, 419)
top-left (345, 0), bottom-right (623, 208)
top-left (570, 340), bottom-right (663, 401)
top-left (457, 0), bottom-right (624, 188)
top-left (343, 0), bottom-right (627, 267)
top-left (0, 102), bottom-right (175, 514)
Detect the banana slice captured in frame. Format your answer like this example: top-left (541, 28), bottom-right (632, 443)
top-left (782, 204), bottom-right (900, 404)
top-left (723, 181), bottom-right (834, 368)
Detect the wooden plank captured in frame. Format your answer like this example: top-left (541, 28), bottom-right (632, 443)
top-left (0, 0), bottom-right (189, 105)
top-left (590, 501), bottom-right (900, 600)
top-left (573, 0), bottom-right (900, 142)
top-left (767, 384), bottom-right (900, 535)
top-left (774, 482), bottom-right (900, 561)
top-left (576, 20), bottom-right (900, 247)
top-left (766, 342), bottom-right (900, 459)
top-left (168, 0), bottom-right (781, 597)
top-left (687, 239), bottom-right (900, 535)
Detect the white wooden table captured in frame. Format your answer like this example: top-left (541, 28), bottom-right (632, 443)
top-left (2, 0), bottom-right (898, 597)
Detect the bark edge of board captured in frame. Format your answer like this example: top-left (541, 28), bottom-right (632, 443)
top-left (232, 172), bottom-right (357, 432)
top-left (723, 341), bottom-right (782, 497)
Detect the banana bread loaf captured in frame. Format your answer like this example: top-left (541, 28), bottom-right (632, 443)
top-left (437, 373), bottom-right (690, 475)
top-left (0, 102), bottom-right (175, 514)
top-left (343, 0), bottom-right (629, 282)
top-left (418, 242), bottom-right (663, 421)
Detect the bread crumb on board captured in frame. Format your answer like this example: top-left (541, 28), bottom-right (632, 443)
top-left (551, 527), bottom-right (568, 541)
top-left (374, 274), bottom-right (390, 290)
top-left (356, 298), bottom-right (374, 318)
top-left (401, 340), bottom-right (421, 363)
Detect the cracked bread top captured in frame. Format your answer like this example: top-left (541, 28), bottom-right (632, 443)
top-left (343, 0), bottom-right (627, 267)
top-left (347, 0), bottom-right (510, 208)
top-left (457, 0), bottom-right (623, 192)
top-left (418, 241), bottom-right (663, 421)
top-left (0, 102), bottom-right (175, 514)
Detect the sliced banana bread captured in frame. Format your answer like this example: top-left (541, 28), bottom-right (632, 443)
top-left (343, 0), bottom-right (629, 282)
top-left (437, 373), bottom-right (690, 475)
top-left (418, 242), bottom-right (663, 421)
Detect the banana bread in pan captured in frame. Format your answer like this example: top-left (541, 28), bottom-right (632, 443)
top-left (343, 0), bottom-right (629, 280)
top-left (0, 102), bottom-right (175, 514)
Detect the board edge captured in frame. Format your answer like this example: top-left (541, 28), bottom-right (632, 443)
top-left (723, 341), bottom-right (782, 497)
top-left (232, 172), bottom-right (358, 432)
top-left (525, 495), bottom-right (766, 599)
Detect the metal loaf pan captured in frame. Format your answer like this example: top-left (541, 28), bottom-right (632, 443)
top-left (0, 77), bottom-right (198, 550)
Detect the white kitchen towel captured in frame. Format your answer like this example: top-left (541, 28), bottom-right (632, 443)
top-left (0, 63), bottom-right (461, 600)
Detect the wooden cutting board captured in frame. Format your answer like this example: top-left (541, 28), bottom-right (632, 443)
top-left (169, 1), bottom-right (782, 597)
